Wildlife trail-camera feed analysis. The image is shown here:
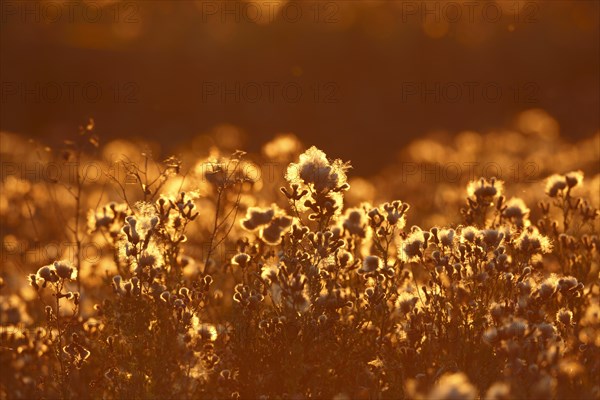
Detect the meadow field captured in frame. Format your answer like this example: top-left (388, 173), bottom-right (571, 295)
top-left (1, 111), bottom-right (598, 399)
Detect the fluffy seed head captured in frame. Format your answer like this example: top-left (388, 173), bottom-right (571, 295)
top-left (467, 177), bottom-right (503, 201)
top-left (231, 253), bottom-right (251, 268)
top-left (36, 266), bottom-right (53, 281)
top-left (286, 146), bottom-right (348, 193)
top-left (53, 260), bottom-right (74, 280)
top-left (400, 228), bottom-right (426, 261)
top-left (360, 255), bottom-right (382, 273)
top-left (429, 373), bottom-right (478, 400)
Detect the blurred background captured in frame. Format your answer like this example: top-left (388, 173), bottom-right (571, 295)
top-left (1, 0), bottom-right (598, 173)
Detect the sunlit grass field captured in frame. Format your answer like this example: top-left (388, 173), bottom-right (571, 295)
top-left (1, 112), bottom-right (599, 399)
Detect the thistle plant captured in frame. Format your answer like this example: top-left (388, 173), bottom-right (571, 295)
top-left (1, 127), bottom-right (598, 400)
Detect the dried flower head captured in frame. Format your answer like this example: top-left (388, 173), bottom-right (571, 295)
top-left (381, 200), bottom-right (409, 228)
top-left (260, 215), bottom-right (293, 245)
top-left (286, 146), bottom-right (349, 193)
top-left (502, 197), bottom-right (530, 227)
top-left (429, 373), bottom-right (477, 400)
top-left (241, 207), bottom-right (275, 231)
top-left (564, 170), bottom-right (584, 188)
top-left (484, 382), bottom-right (511, 400)
top-left (438, 228), bottom-right (456, 247)
top-left (342, 207), bottom-right (367, 237)
top-left (360, 255), bottom-right (382, 274)
top-left (36, 265), bottom-right (55, 282)
top-left (545, 171), bottom-right (583, 197)
top-left (400, 228), bottom-right (426, 262)
top-left (461, 226), bottom-right (479, 243)
top-left (231, 253), bottom-right (251, 268)
top-left (396, 291), bottom-right (418, 315)
top-left (514, 226), bottom-right (552, 254)
top-left (241, 206), bottom-right (292, 245)
top-left (467, 177), bottom-right (504, 201)
top-left (556, 308), bottom-right (573, 326)
top-left (53, 260), bottom-right (74, 280)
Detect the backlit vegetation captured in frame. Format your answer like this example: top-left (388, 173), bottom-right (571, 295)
top-left (1, 119), bottom-right (599, 399)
